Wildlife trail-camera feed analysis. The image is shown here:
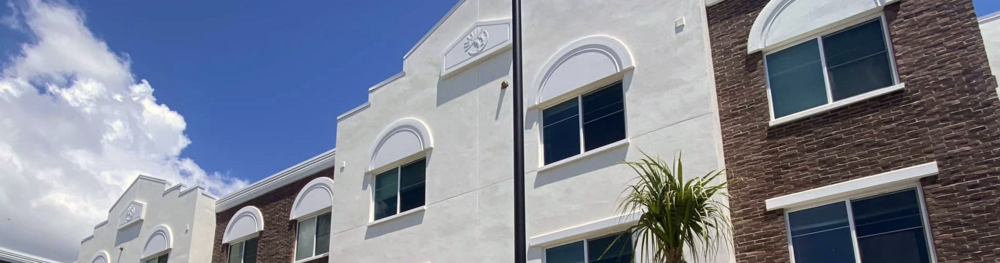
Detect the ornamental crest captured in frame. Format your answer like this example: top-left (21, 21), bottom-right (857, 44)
top-left (463, 27), bottom-right (490, 55)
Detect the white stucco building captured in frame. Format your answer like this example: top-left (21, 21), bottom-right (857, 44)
top-left (982, 11), bottom-right (1000, 97)
top-left (329, 0), bottom-right (731, 262)
top-left (77, 176), bottom-right (217, 263)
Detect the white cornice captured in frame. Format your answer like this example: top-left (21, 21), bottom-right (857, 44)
top-left (0, 246), bottom-right (61, 263)
top-left (367, 72), bottom-right (406, 94)
top-left (981, 11), bottom-right (1000, 24)
top-left (403, 0), bottom-right (468, 60)
top-left (215, 148), bottom-right (337, 212)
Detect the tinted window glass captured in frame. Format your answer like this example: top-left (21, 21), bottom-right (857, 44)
top-left (766, 39), bottom-right (829, 118)
top-left (587, 233), bottom-right (633, 263)
top-left (823, 19), bottom-right (894, 100)
top-left (543, 99), bottom-right (581, 164)
top-left (546, 241), bottom-right (585, 263)
top-left (228, 242), bottom-right (242, 263)
top-left (373, 168), bottom-right (399, 220)
top-left (243, 238), bottom-right (258, 263)
top-left (582, 83), bottom-right (626, 151)
top-left (399, 159), bottom-right (426, 213)
top-left (296, 217), bottom-right (316, 260)
top-left (851, 190), bottom-right (930, 263)
top-left (315, 213), bottom-right (331, 255)
top-left (787, 202), bottom-right (856, 263)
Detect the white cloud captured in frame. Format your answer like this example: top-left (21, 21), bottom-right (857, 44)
top-left (0, 0), bottom-right (248, 261)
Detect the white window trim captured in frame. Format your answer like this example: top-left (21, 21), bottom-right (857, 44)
top-left (530, 212), bottom-right (641, 248)
top-left (764, 13), bottom-right (902, 127)
top-left (537, 228), bottom-right (638, 263)
top-left (538, 82), bottom-right (629, 168)
top-left (783, 185), bottom-right (939, 263)
top-left (142, 253), bottom-right (168, 263)
top-left (766, 162), bottom-right (937, 211)
top-left (228, 238), bottom-right (255, 263)
top-left (369, 159), bottom-right (427, 224)
top-left (293, 213), bottom-right (330, 263)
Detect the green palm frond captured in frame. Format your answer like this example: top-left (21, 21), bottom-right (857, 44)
top-left (612, 152), bottom-right (731, 263)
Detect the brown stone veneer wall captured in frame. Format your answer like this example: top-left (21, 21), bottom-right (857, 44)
top-left (211, 168), bottom-right (334, 263)
top-left (706, 0), bottom-right (1000, 262)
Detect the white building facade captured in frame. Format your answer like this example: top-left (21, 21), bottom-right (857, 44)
top-left (981, 11), bottom-right (1000, 97)
top-left (77, 176), bottom-right (217, 263)
top-left (329, 0), bottom-right (731, 262)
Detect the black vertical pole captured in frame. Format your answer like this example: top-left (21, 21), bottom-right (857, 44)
top-left (511, 0), bottom-right (526, 262)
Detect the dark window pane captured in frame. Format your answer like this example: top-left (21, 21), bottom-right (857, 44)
top-left (582, 83), bottom-right (626, 151)
top-left (546, 241), bottom-right (585, 263)
top-left (543, 99), bottom-right (581, 164)
top-left (588, 233), bottom-right (633, 263)
top-left (851, 190), bottom-right (930, 263)
top-left (243, 238), bottom-right (258, 263)
top-left (158, 254), bottom-right (169, 263)
top-left (823, 19), bottom-right (894, 100)
top-left (316, 213), bottom-right (331, 255)
top-left (228, 242), bottom-right (242, 263)
top-left (373, 168), bottom-right (399, 220)
top-left (787, 202), bottom-right (856, 263)
top-left (295, 217), bottom-right (316, 260)
top-left (399, 159), bottom-right (426, 212)
top-left (766, 39), bottom-right (829, 118)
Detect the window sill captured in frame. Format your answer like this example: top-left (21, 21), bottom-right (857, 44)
top-left (368, 206), bottom-right (426, 227)
top-left (293, 253), bottom-right (329, 263)
top-left (769, 83), bottom-right (905, 127)
top-left (537, 140), bottom-right (630, 173)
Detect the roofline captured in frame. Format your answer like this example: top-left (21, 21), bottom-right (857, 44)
top-left (981, 10), bottom-right (1000, 23)
top-left (0, 246), bottom-right (61, 263)
top-left (402, 0), bottom-right (467, 60)
top-left (107, 175), bottom-right (169, 212)
top-left (215, 148), bottom-right (337, 212)
top-left (367, 71), bottom-right (406, 93)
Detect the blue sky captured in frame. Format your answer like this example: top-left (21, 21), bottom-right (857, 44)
top-left (0, 0), bottom-right (458, 183)
top-left (976, 0), bottom-right (1000, 17)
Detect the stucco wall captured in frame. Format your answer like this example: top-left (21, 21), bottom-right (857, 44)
top-left (331, 0), bottom-right (730, 262)
top-left (707, 0), bottom-right (1000, 262)
top-left (77, 177), bottom-right (217, 263)
top-left (210, 169), bottom-right (334, 263)
top-left (982, 16), bottom-right (1000, 79)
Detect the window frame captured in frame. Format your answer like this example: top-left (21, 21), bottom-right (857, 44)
top-left (143, 253), bottom-right (168, 263)
top-left (542, 231), bottom-right (635, 263)
top-left (782, 184), bottom-right (938, 263)
top-left (227, 237), bottom-right (258, 263)
top-left (763, 13), bottom-right (901, 124)
top-left (293, 212), bottom-right (331, 262)
top-left (370, 158), bottom-right (427, 223)
top-left (539, 81), bottom-right (629, 166)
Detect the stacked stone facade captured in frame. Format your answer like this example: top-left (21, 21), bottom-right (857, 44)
top-left (706, 0), bottom-right (1000, 262)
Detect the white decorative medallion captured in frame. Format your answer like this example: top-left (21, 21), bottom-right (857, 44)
top-left (442, 19), bottom-right (512, 77)
top-left (118, 201), bottom-right (146, 230)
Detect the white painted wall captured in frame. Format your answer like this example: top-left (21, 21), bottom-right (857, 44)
top-left (981, 15), bottom-right (1000, 80)
top-left (77, 177), bottom-right (217, 263)
top-left (330, 0), bottom-right (731, 262)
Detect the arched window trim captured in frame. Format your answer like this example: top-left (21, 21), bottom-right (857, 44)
top-left (289, 177), bottom-right (335, 221)
top-left (223, 206), bottom-right (265, 244)
top-left (367, 118), bottom-right (434, 173)
top-left (747, 0), bottom-right (899, 54)
top-left (529, 35), bottom-right (634, 109)
top-left (141, 225), bottom-right (173, 260)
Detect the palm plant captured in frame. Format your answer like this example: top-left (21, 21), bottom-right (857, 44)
top-left (613, 153), bottom-right (730, 263)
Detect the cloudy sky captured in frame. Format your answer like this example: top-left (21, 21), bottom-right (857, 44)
top-left (0, 0), bottom-right (997, 261)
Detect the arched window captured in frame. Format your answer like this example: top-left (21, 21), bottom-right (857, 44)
top-left (223, 206), bottom-right (263, 263)
top-left (368, 118), bottom-right (432, 222)
top-left (530, 36), bottom-right (633, 165)
top-left (141, 225), bottom-right (172, 263)
top-left (748, 0), bottom-right (903, 125)
top-left (91, 252), bottom-right (109, 263)
top-left (290, 177), bottom-right (334, 261)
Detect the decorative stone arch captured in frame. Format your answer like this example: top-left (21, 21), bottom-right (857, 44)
top-left (367, 118), bottom-right (434, 172)
top-left (223, 206), bottom-right (265, 244)
top-left (142, 225), bottom-right (172, 259)
top-left (289, 177), bottom-right (335, 220)
top-left (91, 251), bottom-right (109, 263)
top-left (747, 0), bottom-right (899, 54)
top-left (529, 35), bottom-right (634, 107)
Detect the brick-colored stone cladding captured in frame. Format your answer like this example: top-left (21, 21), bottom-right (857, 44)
top-left (210, 168), bottom-right (334, 263)
top-left (706, 0), bottom-right (1000, 262)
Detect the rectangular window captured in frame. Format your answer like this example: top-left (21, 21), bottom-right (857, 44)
top-left (542, 82), bottom-right (626, 164)
top-left (545, 232), bottom-right (633, 263)
top-left (765, 18), bottom-right (896, 119)
top-left (785, 189), bottom-right (933, 263)
top-left (228, 237), bottom-right (258, 263)
top-left (295, 212), bottom-right (332, 260)
top-left (373, 159), bottom-right (426, 221)
top-left (145, 254), bottom-right (168, 263)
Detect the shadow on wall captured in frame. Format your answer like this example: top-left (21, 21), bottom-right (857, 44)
top-left (533, 144), bottom-right (628, 188)
top-left (437, 50), bottom-right (513, 106)
top-left (363, 209), bottom-right (426, 240)
top-left (115, 222), bottom-right (142, 247)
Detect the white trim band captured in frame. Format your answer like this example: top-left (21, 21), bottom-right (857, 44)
top-left (770, 83), bottom-right (904, 127)
top-left (529, 212), bottom-right (641, 248)
top-left (765, 162), bottom-right (938, 211)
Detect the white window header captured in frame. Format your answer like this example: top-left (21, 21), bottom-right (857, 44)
top-left (766, 162), bottom-right (938, 211)
top-left (747, 0), bottom-right (898, 54)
